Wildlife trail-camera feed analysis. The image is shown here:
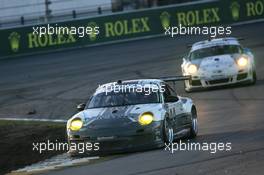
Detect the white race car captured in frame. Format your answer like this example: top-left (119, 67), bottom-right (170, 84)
top-left (181, 37), bottom-right (257, 92)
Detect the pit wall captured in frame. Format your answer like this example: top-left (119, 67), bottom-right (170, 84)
top-left (1, 0), bottom-right (263, 58)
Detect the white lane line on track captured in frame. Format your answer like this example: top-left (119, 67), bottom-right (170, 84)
top-left (0, 118), bottom-right (67, 123)
top-left (12, 153), bottom-right (99, 174)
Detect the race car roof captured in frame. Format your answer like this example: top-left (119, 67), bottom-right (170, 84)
top-left (191, 37), bottom-right (240, 52)
top-left (95, 79), bottom-right (163, 94)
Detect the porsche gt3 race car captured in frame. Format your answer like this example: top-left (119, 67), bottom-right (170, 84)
top-left (67, 79), bottom-right (198, 156)
top-left (181, 37), bottom-right (257, 92)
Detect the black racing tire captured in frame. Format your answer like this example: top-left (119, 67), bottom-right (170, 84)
top-left (162, 116), bottom-right (174, 144)
top-left (251, 70), bottom-right (257, 85)
top-left (184, 81), bottom-right (192, 93)
top-left (247, 70), bottom-right (257, 85)
top-left (189, 107), bottom-right (198, 139)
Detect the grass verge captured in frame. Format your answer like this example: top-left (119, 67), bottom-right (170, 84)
top-left (0, 120), bottom-right (66, 175)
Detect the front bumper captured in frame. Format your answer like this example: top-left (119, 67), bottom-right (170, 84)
top-left (67, 121), bottom-right (163, 156)
top-left (186, 71), bottom-right (253, 91)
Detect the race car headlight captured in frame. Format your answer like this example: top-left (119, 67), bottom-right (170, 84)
top-left (69, 118), bottom-right (83, 131)
top-left (237, 57), bottom-right (248, 67)
top-left (187, 64), bottom-right (198, 74)
top-left (138, 112), bottom-right (154, 125)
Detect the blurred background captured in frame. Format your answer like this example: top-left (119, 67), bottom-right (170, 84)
top-left (0, 0), bottom-right (198, 28)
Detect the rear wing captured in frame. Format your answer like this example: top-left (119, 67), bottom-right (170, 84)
top-left (161, 75), bottom-right (190, 91)
top-left (161, 76), bottom-right (191, 82)
top-left (188, 37), bottom-right (245, 49)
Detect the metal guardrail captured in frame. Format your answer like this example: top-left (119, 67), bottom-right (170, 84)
top-left (0, 2), bottom-right (113, 29)
top-left (0, 0), bottom-right (197, 29)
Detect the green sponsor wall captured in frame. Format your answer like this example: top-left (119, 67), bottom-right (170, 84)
top-left (1, 0), bottom-right (264, 58)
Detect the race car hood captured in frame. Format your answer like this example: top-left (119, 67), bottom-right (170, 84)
top-left (69, 103), bottom-right (163, 128)
top-left (199, 54), bottom-right (236, 69)
top-left (195, 54), bottom-right (239, 77)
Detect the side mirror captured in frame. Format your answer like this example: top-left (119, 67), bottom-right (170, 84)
top-left (77, 103), bottom-right (85, 111)
top-left (244, 48), bottom-right (251, 54)
top-left (165, 96), bottom-right (179, 103)
top-left (182, 53), bottom-right (189, 62)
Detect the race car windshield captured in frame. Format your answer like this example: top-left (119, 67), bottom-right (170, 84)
top-left (87, 90), bottom-right (160, 108)
top-left (189, 45), bottom-right (243, 60)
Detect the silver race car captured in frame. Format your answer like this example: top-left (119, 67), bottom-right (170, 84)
top-left (67, 79), bottom-right (198, 156)
top-left (181, 37), bottom-right (257, 92)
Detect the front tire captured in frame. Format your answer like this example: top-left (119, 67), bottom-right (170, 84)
top-left (162, 117), bottom-right (174, 144)
top-left (251, 70), bottom-right (257, 85)
top-left (184, 80), bottom-right (192, 93)
top-left (189, 108), bottom-right (198, 138)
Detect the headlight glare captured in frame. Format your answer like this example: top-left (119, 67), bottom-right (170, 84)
top-left (69, 118), bottom-right (83, 131)
top-left (138, 112), bottom-right (154, 125)
top-left (187, 64), bottom-right (198, 74)
top-left (237, 57), bottom-right (248, 67)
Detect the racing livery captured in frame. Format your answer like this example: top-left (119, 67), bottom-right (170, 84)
top-left (67, 79), bottom-right (198, 156)
top-left (181, 37), bottom-right (257, 92)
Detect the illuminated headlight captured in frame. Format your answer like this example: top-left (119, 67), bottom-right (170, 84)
top-left (69, 118), bottom-right (83, 131)
top-left (237, 57), bottom-right (248, 67)
top-left (138, 112), bottom-right (154, 125)
top-left (187, 64), bottom-right (198, 74)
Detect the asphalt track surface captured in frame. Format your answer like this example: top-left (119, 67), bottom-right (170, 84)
top-left (1, 22), bottom-right (264, 175)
